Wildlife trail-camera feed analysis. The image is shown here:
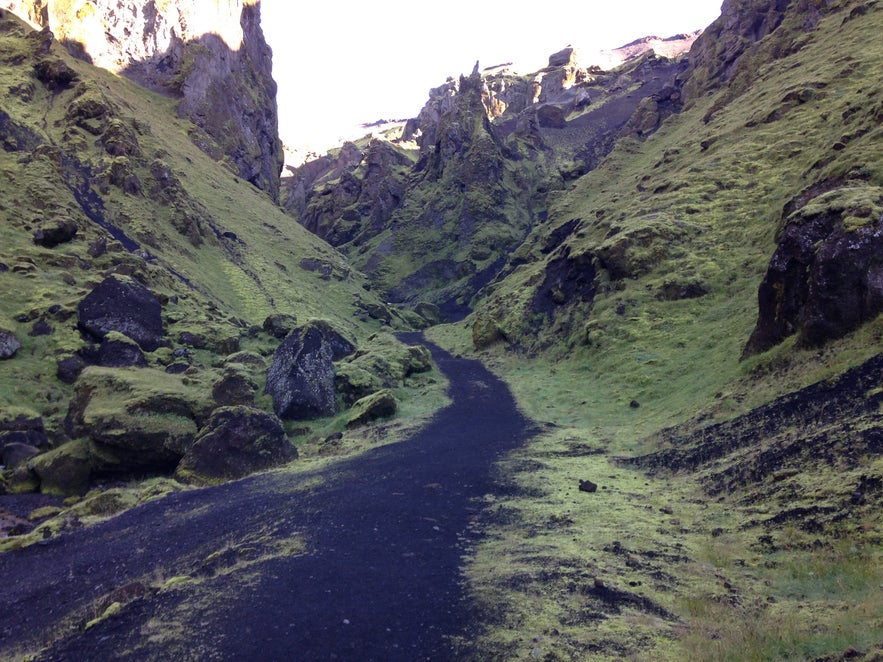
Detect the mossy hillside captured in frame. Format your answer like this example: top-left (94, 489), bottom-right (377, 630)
top-left (0, 11), bottom-right (412, 460)
top-left (469, 0), bottom-right (883, 426)
top-left (429, 2), bottom-right (883, 658)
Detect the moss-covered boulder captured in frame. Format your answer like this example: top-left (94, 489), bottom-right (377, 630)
top-left (31, 439), bottom-right (91, 496)
top-left (346, 390), bottom-right (397, 429)
top-left (334, 334), bottom-right (433, 404)
top-left (262, 313), bottom-right (299, 339)
top-left (175, 406), bottom-right (297, 485)
top-left (77, 275), bottom-right (163, 352)
top-left (472, 312), bottom-right (508, 350)
top-left (65, 367), bottom-right (209, 474)
top-left (211, 367), bottom-right (258, 407)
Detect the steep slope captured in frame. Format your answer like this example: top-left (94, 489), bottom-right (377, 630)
top-left (1, 0), bottom-right (283, 200)
top-left (423, 0), bottom-right (883, 657)
top-left (0, 9), bottom-right (418, 502)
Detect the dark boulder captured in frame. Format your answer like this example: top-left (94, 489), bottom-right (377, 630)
top-left (744, 186), bottom-right (883, 356)
top-left (175, 406), bottom-right (297, 485)
top-left (579, 479), bottom-right (598, 493)
top-left (33, 220), bottom-right (78, 248)
top-left (77, 275), bottom-right (163, 351)
top-left (56, 354), bottom-right (86, 384)
top-left (265, 321), bottom-right (354, 420)
top-left (0, 328), bottom-right (21, 360)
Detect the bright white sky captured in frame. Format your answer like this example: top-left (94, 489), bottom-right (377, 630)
top-left (260, 1), bottom-right (723, 156)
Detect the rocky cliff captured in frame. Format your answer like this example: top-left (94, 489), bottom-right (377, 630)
top-left (282, 38), bottom-right (696, 317)
top-left (1, 0), bottom-right (283, 200)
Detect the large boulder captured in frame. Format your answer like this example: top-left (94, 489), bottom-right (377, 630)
top-left (265, 321), bottom-right (354, 420)
top-left (175, 406), bottom-right (297, 485)
top-left (65, 367), bottom-right (209, 474)
top-left (743, 186), bottom-right (883, 356)
top-left (77, 275), bottom-right (163, 351)
top-left (0, 328), bottom-right (21, 359)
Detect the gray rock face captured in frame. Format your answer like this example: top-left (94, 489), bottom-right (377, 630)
top-left (0, 328), bottom-right (21, 359)
top-left (175, 406), bottom-right (297, 485)
top-left (77, 275), bottom-right (163, 352)
top-left (265, 322), bottom-right (355, 420)
top-left (6, 0), bottom-right (283, 201)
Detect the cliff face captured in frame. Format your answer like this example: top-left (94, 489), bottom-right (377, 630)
top-left (2, 0), bottom-right (283, 201)
top-left (283, 40), bottom-right (695, 317)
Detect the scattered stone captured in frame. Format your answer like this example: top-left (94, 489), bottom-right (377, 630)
top-left (346, 390), bottom-right (397, 429)
top-left (77, 275), bottom-right (163, 351)
top-left (0, 328), bottom-right (21, 360)
top-left (579, 479), bottom-right (598, 493)
top-left (0, 413), bottom-right (49, 450)
top-left (175, 406), bottom-right (297, 485)
top-left (660, 505), bottom-right (674, 515)
top-left (224, 351), bottom-right (265, 369)
top-left (178, 331), bottom-right (207, 349)
top-left (28, 319), bottom-right (53, 336)
top-left (33, 220), bottom-right (78, 248)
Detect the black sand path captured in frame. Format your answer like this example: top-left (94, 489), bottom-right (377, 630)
top-left (0, 334), bottom-right (537, 660)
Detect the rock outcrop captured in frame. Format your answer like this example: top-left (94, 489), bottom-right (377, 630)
top-left (2, 0), bottom-right (283, 200)
top-left (283, 43), bottom-right (694, 318)
top-left (743, 186), bottom-right (883, 357)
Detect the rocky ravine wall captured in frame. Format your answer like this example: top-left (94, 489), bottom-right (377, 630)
top-left (2, 0), bottom-right (283, 201)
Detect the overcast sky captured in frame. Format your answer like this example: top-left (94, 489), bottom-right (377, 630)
top-left (260, 1), bottom-right (723, 155)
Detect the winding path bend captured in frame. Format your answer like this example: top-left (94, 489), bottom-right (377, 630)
top-left (0, 334), bottom-right (537, 661)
